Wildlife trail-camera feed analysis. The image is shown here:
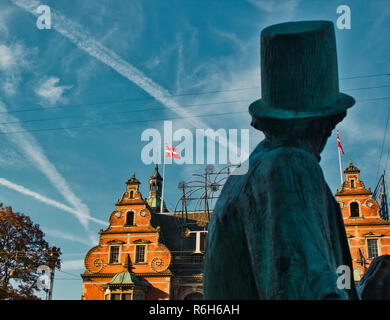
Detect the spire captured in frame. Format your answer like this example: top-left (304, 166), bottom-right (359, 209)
top-left (147, 164), bottom-right (166, 211)
top-left (344, 159), bottom-right (360, 174)
top-left (150, 164), bottom-right (163, 181)
top-left (123, 254), bottom-right (133, 271)
top-left (126, 172), bottom-right (140, 185)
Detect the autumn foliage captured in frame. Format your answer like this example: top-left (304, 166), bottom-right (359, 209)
top-left (0, 204), bottom-right (61, 299)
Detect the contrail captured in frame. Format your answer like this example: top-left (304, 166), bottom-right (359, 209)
top-left (11, 0), bottom-right (248, 161)
top-left (0, 177), bottom-right (107, 227)
top-left (0, 99), bottom-right (97, 243)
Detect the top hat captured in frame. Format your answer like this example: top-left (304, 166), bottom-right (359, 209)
top-left (249, 20), bottom-right (355, 120)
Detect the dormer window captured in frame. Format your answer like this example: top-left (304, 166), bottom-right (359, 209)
top-left (350, 202), bottom-right (360, 217)
top-left (351, 179), bottom-right (355, 188)
top-left (125, 211), bottom-right (134, 226)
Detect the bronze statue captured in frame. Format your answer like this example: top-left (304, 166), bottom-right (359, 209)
top-left (358, 255), bottom-right (390, 300)
top-left (204, 21), bottom-right (368, 299)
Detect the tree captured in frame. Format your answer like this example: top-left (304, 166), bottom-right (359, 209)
top-left (0, 205), bottom-right (61, 299)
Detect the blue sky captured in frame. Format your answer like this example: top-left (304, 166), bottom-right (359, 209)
top-left (0, 0), bottom-right (389, 299)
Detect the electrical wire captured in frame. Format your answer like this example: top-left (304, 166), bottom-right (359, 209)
top-left (0, 98), bottom-right (253, 126)
top-left (376, 107), bottom-right (390, 182)
top-left (0, 72), bottom-right (389, 116)
top-left (0, 110), bottom-right (248, 135)
top-left (0, 93), bottom-right (389, 136)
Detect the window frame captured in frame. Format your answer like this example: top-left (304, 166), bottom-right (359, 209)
top-left (349, 201), bottom-right (360, 218)
top-left (109, 245), bottom-right (120, 264)
top-left (367, 238), bottom-right (379, 259)
top-left (125, 211), bottom-right (135, 226)
top-left (135, 245), bottom-right (146, 264)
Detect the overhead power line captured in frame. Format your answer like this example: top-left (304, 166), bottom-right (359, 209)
top-left (0, 87), bottom-right (388, 131)
top-left (0, 87), bottom-right (259, 115)
top-left (376, 107), bottom-right (390, 182)
top-left (0, 94), bottom-right (390, 135)
top-left (1, 71), bottom-right (389, 116)
top-left (0, 110), bottom-right (248, 135)
top-left (340, 72), bottom-right (390, 80)
top-left (0, 93), bottom-right (389, 136)
top-left (0, 98), bottom-right (253, 126)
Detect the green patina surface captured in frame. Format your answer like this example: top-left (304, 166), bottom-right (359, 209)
top-left (108, 270), bottom-right (146, 287)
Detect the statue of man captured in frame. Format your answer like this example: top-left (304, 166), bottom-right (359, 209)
top-left (204, 21), bottom-right (360, 299)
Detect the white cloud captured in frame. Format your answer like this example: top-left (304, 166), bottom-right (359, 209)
top-left (0, 45), bottom-right (17, 71)
top-left (210, 27), bottom-right (246, 50)
top-left (0, 43), bottom-right (31, 72)
top-left (35, 76), bottom-right (72, 105)
top-left (0, 5), bottom-right (17, 36)
top-left (0, 43), bottom-right (33, 96)
top-left (145, 57), bottom-right (161, 70)
top-left (0, 147), bottom-right (25, 167)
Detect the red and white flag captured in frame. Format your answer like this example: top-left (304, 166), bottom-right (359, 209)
top-left (337, 130), bottom-right (344, 155)
top-left (165, 145), bottom-right (181, 159)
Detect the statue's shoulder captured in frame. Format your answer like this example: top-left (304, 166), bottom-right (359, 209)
top-left (251, 146), bottom-right (321, 178)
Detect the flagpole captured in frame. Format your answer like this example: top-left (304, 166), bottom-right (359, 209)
top-left (160, 149), bottom-right (166, 214)
top-left (337, 131), bottom-right (344, 186)
top-left (338, 146), bottom-right (344, 186)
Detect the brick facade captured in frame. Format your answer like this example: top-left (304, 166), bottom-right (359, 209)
top-left (335, 160), bottom-right (390, 281)
top-left (81, 167), bottom-right (204, 300)
top-left (81, 173), bottom-right (172, 300)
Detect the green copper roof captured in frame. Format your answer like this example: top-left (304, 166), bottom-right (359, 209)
top-left (147, 197), bottom-right (168, 211)
top-left (108, 271), bottom-right (146, 287)
top-left (147, 197), bottom-right (161, 208)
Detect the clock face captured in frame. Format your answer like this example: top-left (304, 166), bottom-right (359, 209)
top-left (366, 200), bottom-right (375, 208)
top-left (139, 210), bottom-right (147, 217)
top-left (150, 257), bottom-right (166, 272)
top-left (91, 258), bottom-right (104, 273)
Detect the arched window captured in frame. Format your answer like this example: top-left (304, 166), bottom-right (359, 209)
top-left (129, 191), bottom-right (134, 199)
top-left (351, 179), bottom-right (355, 188)
top-left (125, 211), bottom-right (134, 226)
top-left (350, 202), bottom-right (359, 217)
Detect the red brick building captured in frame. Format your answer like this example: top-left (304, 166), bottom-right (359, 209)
top-left (81, 166), bottom-right (204, 300)
top-left (81, 171), bottom-right (172, 300)
top-left (335, 160), bottom-right (390, 281)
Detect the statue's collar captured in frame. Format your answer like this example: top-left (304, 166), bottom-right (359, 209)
top-left (262, 138), bottom-right (321, 162)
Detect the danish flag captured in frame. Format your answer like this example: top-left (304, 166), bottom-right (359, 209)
top-left (165, 145), bottom-right (181, 159)
top-left (337, 130), bottom-right (344, 155)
